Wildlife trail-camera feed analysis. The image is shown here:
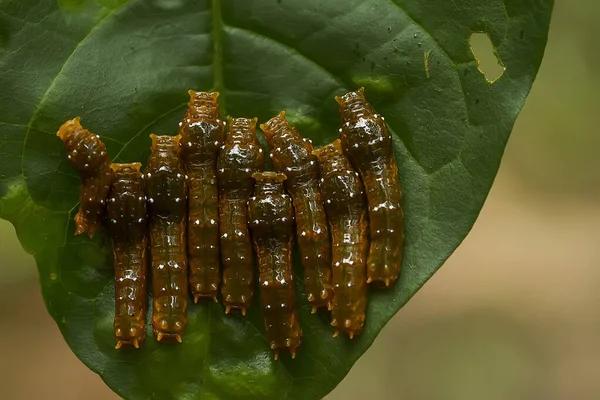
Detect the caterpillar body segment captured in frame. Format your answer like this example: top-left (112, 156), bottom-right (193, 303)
top-left (57, 117), bottom-right (111, 237)
top-left (261, 112), bottom-right (333, 312)
top-left (217, 116), bottom-right (264, 315)
top-left (314, 140), bottom-right (368, 339)
top-left (106, 163), bottom-right (148, 349)
top-left (336, 88), bottom-right (404, 287)
top-left (144, 134), bottom-right (188, 343)
top-left (248, 171), bottom-right (302, 360)
top-left (179, 90), bottom-right (225, 302)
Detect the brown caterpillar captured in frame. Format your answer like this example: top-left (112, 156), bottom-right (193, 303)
top-left (57, 117), bottom-right (111, 238)
top-left (336, 88), bottom-right (404, 287)
top-left (247, 171), bottom-right (302, 360)
top-left (260, 112), bottom-right (333, 312)
top-left (143, 134), bottom-right (188, 343)
top-left (178, 90), bottom-right (225, 302)
top-left (217, 116), bottom-right (264, 315)
top-left (313, 140), bottom-right (368, 339)
top-left (106, 163), bottom-right (148, 349)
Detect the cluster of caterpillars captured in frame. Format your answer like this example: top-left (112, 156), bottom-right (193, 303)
top-left (56, 88), bottom-right (404, 360)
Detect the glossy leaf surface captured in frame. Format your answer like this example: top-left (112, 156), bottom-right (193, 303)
top-left (0, 0), bottom-right (553, 398)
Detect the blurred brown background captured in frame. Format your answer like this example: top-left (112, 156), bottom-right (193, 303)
top-left (1, 2), bottom-right (597, 399)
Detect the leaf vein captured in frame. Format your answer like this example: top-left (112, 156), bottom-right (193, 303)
top-left (20, 8), bottom-right (117, 192)
top-left (222, 25), bottom-right (347, 91)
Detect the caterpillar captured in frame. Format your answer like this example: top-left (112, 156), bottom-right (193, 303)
top-left (106, 163), bottom-right (148, 349)
top-left (57, 117), bottom-right (111, 238)
top-left (313, 140), bottom-right (368, 339)
top-left (336, 88), bottom-right (404, 287)
top-left (143, 134), bottom-right (188, 343)
top-left (260, 112), bottom-right (333, 312)
top-left (247, 171), bottom-right (302, 360)
top-left (217, 116), bottom-right (264, 315)
top-left (179, 90), bottom-right (225, 303)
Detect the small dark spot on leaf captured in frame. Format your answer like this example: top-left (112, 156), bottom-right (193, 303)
top-left (362, 57), bottom-right (366, 62)
top-left (464, 69), bottom-right (470, 76)
top-left (370, 61), bottom-right (376, 70)
top-left (520, 29), bottom-right (525, 39)
top-left (387, 27), bottom-right (392, 33)
top-left (475, 98), bottom-right (480, 105)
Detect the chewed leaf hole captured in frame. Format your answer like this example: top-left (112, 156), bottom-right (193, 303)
top-left (469, 32), bottom-right (505, 83)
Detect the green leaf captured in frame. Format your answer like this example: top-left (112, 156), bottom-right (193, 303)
top-left (0, 0), bottom-right (553, 398)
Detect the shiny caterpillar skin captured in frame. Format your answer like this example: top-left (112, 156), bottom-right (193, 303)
top-left (57, 117), bottom-right (111, 238)
top-left (106, 163), bottom-right (148, 349)
top-left (179, 90), bottom-right (225, 302)
top-left (247, 171), bottom-right (302, 359)
top-left (313, 140), bottom-right (368, 339)
top-left (336, 88), bottom-right (404, 287)
top-left (217, 117), bottom-right (264, 315)
top-left (143, 134), bottom-right (188, 343)
top-left (260, 112), bottom-right (333, 312)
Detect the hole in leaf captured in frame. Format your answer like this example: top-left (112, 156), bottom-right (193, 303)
top-left (469, 32), bottom-right (505, 83)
